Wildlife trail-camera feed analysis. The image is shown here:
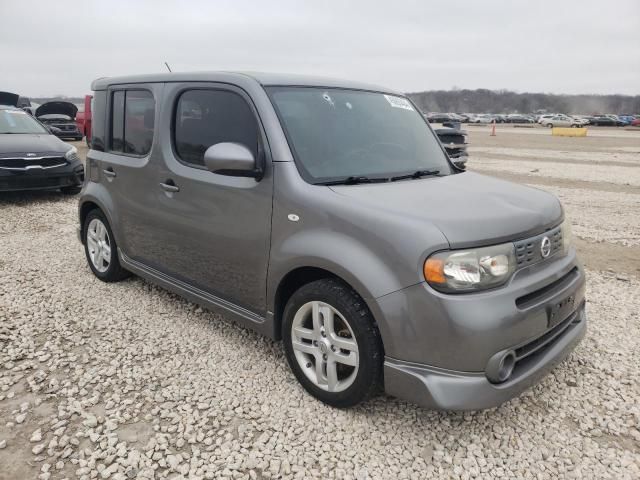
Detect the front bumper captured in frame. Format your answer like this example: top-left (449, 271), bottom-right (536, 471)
top-left (0, 162), bottom-right (84, 192)
top-left (375, 248), bottom-right (586, 409)
top-left (384, 305), bottom-right (586, 410)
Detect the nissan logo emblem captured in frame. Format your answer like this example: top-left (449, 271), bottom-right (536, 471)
top-left (540, 236), bottom-right (551, 258)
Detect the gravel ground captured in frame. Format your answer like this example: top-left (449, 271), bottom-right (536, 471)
top-left (1, 129), bottom-right (640, 479)
top-left (469, 157), bottom-right (640, 187)
top-left (526, 185), bottom-right (640, 247)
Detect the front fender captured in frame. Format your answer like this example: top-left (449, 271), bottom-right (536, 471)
top-left (267, 228), bottom-right (406, 348)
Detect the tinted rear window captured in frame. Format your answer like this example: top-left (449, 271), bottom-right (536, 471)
top-left (110, 90), bottom-right (154, 155)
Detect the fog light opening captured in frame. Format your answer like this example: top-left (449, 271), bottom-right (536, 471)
top-left (497, 352), bottom-right (516, 382)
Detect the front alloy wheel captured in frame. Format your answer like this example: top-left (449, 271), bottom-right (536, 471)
top-left (282, 279), bottom-right (383, 408)
top-left (291, 301), bottom-right (359, 393)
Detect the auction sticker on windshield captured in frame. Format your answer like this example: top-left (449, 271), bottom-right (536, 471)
top-left (384, 94), bottom-right (414, 111)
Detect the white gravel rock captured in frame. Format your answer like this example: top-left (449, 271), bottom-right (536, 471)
top-left (1, 144), bottom-right (639, 479)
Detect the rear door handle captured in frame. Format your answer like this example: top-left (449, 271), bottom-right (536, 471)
top-left (102, 167), bottom-right (116, 178)
top-left (160, 181), bottom-right (180, 193)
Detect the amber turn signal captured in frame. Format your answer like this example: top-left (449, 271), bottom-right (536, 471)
top-left (424, 258), bottom-right (446, 284)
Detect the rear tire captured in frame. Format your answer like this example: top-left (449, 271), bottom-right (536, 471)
top-left (547, 123), bottom-right (554, 128)
top-left (83, 209), bottom-right (130, 282)
top-left (282, 279), bottom-right (383, 408)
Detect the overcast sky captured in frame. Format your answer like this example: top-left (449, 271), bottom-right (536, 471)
top-left (1, 0), bottom-right (638, 97)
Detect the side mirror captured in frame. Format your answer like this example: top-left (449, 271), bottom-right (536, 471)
top-left (203, 142), bottom-right (261, 179)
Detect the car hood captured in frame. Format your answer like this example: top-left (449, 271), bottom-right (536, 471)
top-left (0, 91), bottom-right (20, 107)
top-left (0, 133), bottom-right (68, 155)
top-left (329, 171), bottom-right (562, 248)
top-left (35, 101), bottom-right (78, 119)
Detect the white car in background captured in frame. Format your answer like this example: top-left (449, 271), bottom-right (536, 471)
top-left (539, 114), bottom-right (585, 128)
top-left (468, 113), bottom-right (493, 124)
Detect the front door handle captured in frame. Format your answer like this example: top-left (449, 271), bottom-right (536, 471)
top-left (160, 180), bottom-right (180, 193)
top-left (102, 167), bottom-right (116, 178)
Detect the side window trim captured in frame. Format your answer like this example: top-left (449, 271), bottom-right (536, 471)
top-left (170, 85), bottom-right (267, 171)
top-left (107, 87), bottom-right (155, 158)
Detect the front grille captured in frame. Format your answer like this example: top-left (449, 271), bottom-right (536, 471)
top-left (0, 175), bottom-right (71, 190)
top-left (0, 156), bottom-right (67, 170)
top-left (514, 224), bottom-right (562, 268)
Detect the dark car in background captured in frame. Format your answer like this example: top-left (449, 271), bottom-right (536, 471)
top-left (506, 114), bottom-right (534, 124)
top-left (426, 112), bottom-right (453, 123)
top-left (0, 105), bottom-right (84, 193)
top-left (36, 101), bottom-right (83, 140)
top-left (0, 91), bottom-right (21, 108)
top-left (435, 126), bottom-right (468, 169)
top-left (588, 115), bottom-right (617, 126)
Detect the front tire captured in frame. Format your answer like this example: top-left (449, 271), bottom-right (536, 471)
top-left (547, 123), bottom-right (554, 128)
top-left (282, 279), bottom-right (383, 408)
top-left (83, 209), bottom-right (130, 282)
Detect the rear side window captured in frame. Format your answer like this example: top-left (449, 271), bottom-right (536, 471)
top-left (111, 91), bottom-right (125, 152)
top-left (174, 89), bottom-right (258, 167)
top-left (110, 90), bottom-right (155, 155)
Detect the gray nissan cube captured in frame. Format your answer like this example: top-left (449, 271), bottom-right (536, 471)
top-left (78, 72), bottom-right (586, 409)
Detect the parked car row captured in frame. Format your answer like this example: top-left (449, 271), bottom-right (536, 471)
top-left (1, 91), bottom-right (84, 140)
top-left (426, 110), bottom-right (640, 127)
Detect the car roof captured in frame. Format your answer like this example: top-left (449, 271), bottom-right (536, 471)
top-left (91, 71), bottom-right (397, 95)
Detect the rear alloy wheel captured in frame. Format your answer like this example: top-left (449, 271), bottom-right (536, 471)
top-left (282, 279), bottom-right (383, 407)
top-left (547, 123), bottom-right (554, 128)
top-left (83, 210), bottom-right (130, 282)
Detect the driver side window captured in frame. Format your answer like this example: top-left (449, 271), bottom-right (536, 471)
top-left (174, 89), bottom-right (259, 167)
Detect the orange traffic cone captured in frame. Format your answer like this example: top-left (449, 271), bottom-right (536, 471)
top-left (490, 120), bottom-right (496, 136)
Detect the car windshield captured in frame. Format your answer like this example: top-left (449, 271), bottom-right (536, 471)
top-left (267, 87), bottom-right (452, 184)
top-left (0, 109), bottom-right (48, 134)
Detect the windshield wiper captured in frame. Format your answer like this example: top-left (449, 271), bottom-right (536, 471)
top-left (390, 169), bottom-right (441, 181)
top-left (316, 176), bottom-right (389, 186)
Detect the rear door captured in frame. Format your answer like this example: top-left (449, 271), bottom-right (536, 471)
top-left (138, 82), bottom-right (274, 315)
top-left (98, 85), bottom-right (160, 257)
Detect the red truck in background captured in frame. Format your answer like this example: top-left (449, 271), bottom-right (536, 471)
top-left (75, 95), bottom-right (93, 146)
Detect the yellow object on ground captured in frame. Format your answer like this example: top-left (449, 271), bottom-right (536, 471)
top-left (552, 127), bottom-right (587, 137)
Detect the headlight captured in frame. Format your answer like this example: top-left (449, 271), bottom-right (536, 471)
top-left (424, 242), bottom-right (516, 292)
top-left (65, 146), bottom-right (79, 162)
top-left (561, 219), bottom-right (572, 254)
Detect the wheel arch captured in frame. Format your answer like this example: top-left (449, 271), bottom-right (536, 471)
top-left (78, 192), bottom-right (119, 245)
top-left (271, 265), bottom-right (387, 346)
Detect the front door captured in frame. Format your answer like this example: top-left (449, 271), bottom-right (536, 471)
top-left (142, 83), bottom-right (273, 315)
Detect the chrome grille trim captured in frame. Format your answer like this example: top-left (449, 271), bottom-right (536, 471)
top-left (514, 224), bottom-right (563, 268)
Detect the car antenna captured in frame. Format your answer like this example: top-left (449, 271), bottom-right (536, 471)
top-left (164, 62), bottom-right (172, 73)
